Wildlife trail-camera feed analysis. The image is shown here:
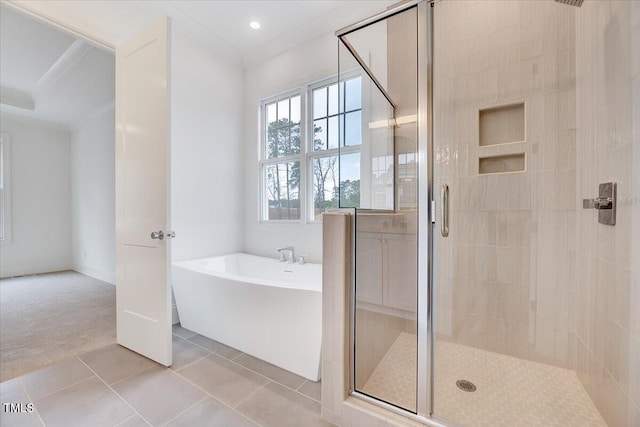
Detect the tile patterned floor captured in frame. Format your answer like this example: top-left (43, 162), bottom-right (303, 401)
top-left (0, 325), bottom-right (329, 427)
top-left (2, 326), bottom-right (610, 427)
top-left (362, 332), bottom-right (608, 427)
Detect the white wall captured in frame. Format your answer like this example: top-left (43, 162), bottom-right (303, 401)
top-left (70, 105), bottom-right (115, 284)
top-left (243, 32), bottom-right (337, 263)
top-left (170, 30), bottom-right (244, 262)
top-left (7, 0), bottom-right (335, 266)
top-left (0, 113), bottom-right (72, 277)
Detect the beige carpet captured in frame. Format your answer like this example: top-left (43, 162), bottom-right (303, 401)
top-left (0, 270), bottom-right (116, 382)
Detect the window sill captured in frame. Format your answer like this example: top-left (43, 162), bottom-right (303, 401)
top-left (258, 219), bottom-right (302, 225)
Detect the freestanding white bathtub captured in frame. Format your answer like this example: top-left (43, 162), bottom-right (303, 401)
top-left (172, 253), bottom-right (322, 381)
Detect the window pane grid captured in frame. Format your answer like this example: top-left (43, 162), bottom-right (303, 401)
top-left (264, 162), bottom-right (300, 221)
top-left (260, 76), bottom-right (362, 222)
top-left (0, 140), bottom-right (4, 189)
top-left (265, 94), bottom-right (301, 160)
top-left (0, 140), bottom-right (3, 239)
top-left (313, 76), bottom-right (361, 152)
top-left (308, 76), bottom-right (361, 219)
top-left (0, 135), bottom-right (8, 240)
top-left (339, 151), bottom-right (361, 208)
top-left (310, 154), bottom-right (339, 221)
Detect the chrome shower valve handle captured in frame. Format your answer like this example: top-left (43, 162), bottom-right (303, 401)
top-left (582, 182), bottom-right (616, 225)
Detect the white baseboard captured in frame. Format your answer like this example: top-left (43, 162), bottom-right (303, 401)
top-left (172, 304), bottom-right (180, 325)
top-left (0, 262), bottom-right (72, 279)
top-left (72, 264), bottom-right (115, 285)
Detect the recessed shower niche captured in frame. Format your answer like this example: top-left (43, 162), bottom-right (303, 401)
top-left (479, 103), bottom-right (525, 146)
top-left (478, 102), bottom-right (526, 174)
top-left (478, 153), bottom-right (525, 174)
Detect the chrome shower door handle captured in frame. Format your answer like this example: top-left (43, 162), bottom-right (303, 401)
top-left (441, 184), bottom-right (450, 237)
top-left (150, 230), bottom-right (164, 240)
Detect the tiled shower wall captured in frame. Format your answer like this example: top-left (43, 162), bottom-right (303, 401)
top-left (574, 1), bottom-right (640, 426)
top-left (434, 0), bottom-right (577, 368)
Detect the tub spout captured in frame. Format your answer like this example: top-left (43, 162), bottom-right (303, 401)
top-left (277, 246), bottom-right (295, 263)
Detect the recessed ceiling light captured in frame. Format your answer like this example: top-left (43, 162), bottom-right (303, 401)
top-left (249, 21), bottom-right (261, 30)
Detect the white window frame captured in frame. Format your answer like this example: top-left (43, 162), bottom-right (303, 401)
top-left (258, 72), bottom-right (364, 224)
top-left (307, 73), bottom-right (361, 223)
top-left (259, 89), bottom-right (305, 223)
top-left (0, 133), bottom-right (13, 244)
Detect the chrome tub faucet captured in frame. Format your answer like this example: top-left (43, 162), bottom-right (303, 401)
top-left (277, 246), bottom-right (295, 264)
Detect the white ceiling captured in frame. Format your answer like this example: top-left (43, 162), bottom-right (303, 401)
top-left (0, 5), bottom-right (115, 128)
top-left (5, 1), bottom-right (396, 64)
top-left (0, 6), bottom-right (75, 93)
top-left (170, 1), bottom-right (356, 52)
top-left (162, 0), bottom-right (397, 65)
top-left (0, 0), bottom-right (395, 127)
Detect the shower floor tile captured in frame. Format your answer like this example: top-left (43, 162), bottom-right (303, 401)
top-left (362, 332), bottom-right (607, 427)
top-left (361, 332), bottom-right (417, 411)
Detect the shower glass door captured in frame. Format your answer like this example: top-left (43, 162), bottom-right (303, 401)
top-left (338, 4), bottom-right (421, 414)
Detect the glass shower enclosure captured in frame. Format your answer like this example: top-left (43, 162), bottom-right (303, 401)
top-left (337, 0), bottom-right (427, 417)
top-left (336, 0), bottom-right (618, 426)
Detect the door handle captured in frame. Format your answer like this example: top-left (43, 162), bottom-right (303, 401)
top-left (441, 184), bottom-right (449, 237)
top-left (150, 230), bottom-right (164, 240)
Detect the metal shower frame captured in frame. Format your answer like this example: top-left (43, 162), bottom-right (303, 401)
top-left (335, 1), bottom-right (447, 425)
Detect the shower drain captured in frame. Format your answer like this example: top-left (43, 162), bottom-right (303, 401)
top-left (456, 379), bottom-right (477, 392)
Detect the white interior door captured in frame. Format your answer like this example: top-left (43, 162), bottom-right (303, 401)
top-left (115, 17), bottom-right (172, 366)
